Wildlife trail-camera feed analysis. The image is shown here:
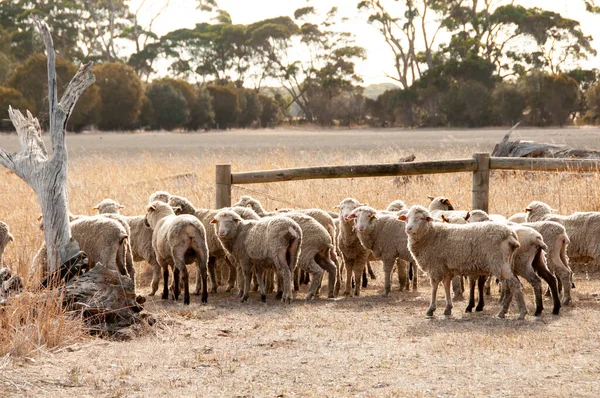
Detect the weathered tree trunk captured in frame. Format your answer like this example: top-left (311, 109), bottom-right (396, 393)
top-left (0, 21), bottom-right (95, 277)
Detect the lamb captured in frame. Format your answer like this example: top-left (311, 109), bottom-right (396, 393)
top-left (35, 216), bottom-right (129, 278)
top-left (211, 210), bottom-right (301, 304)
top-left (93, 198), bottom-right (161, 295)
top-left (92, 199), bottom-right (135, 283)
top-left (336, 198), bottom-right (370, 296)
top-left (348, 206), bottom-right (413, 296)
top-left (167, 195), bottom-right (260, 293)
top-left (399, 206), bottom-right (527, 319)
top-left (525, 201), bottom-right (600, 267)
top-left (0, 221), bottom-right (14, 266)
top-left (149, 191), bottom-right (172, 203)
top-left (280, 213), bottom-right (337, 300)
top-left (145, 201), bottom-right (209, 305)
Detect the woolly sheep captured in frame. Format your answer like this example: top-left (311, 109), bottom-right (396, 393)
top-left (149, 191), bottom-right (172, 204)
top-left (508, 212), bottom-right (528, 224)
top-left (428, 195), bottom-right (469, 221)
top-left (145, 201), bottom-right (209, 305)
top-left (335, 198), bottom-right (370, 296)
top-left (348, 206), bottom-right (413, 296)
top-left (526, 200), bottom-right (600, 265)
top-left (385, 200), bottom-right (407, 212)
top-left (92, 199), bottom-right (136, 283)
top-left (400, 206), bottom-right (527, 319)
top-left (281, 213), bottom-right (337, 300)
top-left (232, 195), bottom-right (278, 217)
top-left (211, 210), bottom-right (301, 304)
top-left (0, 221), bottom-right (14, 266)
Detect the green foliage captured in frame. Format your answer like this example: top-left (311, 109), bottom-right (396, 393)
top-left (136, 94), bottom-right (154, 129)
top-left (584, 83), bottom-right (600, 124)
top-left (443, 81), bottom-right (491, 127)
top-left (237, 89), bottom-right (262, 128)
top-left (158, 78), bottom-right (215, 130)
top-left (0, 87), bottom-right (32, 131)
top-left (7, 53), bottom-right (100, 131)
top-left (520, 71), bottom-right (579, 126)
top-left (207, 85), bottom-right (240, 129)
top-left (94, 62), bottom-right (144, 130)
top-left (258, 94), bottom-right (283, 127)
top-left (146, 82), bottom-right (189, 130)
top-left (491, 82), bottom-right (526, 126)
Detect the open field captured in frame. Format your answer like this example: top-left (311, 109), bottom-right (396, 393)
top-left (2, 128), bottom-right (600, 397)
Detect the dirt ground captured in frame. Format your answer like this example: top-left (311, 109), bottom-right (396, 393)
top-left (3, 267), bottom-right (600, 398)
top-left (3, 128), bottom-right (600, 397)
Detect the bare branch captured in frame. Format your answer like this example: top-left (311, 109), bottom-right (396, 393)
top-left (9, 107), bottom-right (48, 159)
top-left (0, 148), bottom-right (15, 171)
top-left (33, 19), bottom-right (58, 141)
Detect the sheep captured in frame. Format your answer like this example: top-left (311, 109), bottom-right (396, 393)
top-left (280, 213), bottom-right (337, 300)
top-left (428, 195), bottom-right (468, 220)
top-left (399, 206), bottom-right (527, 319)
top-left (0, 221), bottom-right (14, 266)
top-left (149, 191), bottom-right (172, 203)
top-left (35, 216), bottom-right (129, 278)
top-left (525, 201), bottom-right (600, 267)
top-left (232, 195), bottom-right (278, 217)
top-left (211, 210), bottom-right (301, 304)
top-left (386, 200), bottom-right (407, 212)
top-left (92, 199), bottom-right (136, 283)
top-left (336, 198), bottom-right (370, 296)
top-left (93, 199), bottom-right (161, 295)
top-left (145, 201), bottom-right (209, 305)
top-left (167, 195), bottom-right (260, 293)
top-left (347, 206), bottom-right (413, 296)
top-left (466, 210), bottom-right (506, 224)
top-left (508, 212), bottom-right (528, 224)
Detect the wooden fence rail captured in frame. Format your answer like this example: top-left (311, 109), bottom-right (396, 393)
top-left (215, 153), bottom-right (600, 212)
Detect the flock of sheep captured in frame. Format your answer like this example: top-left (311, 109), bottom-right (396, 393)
top-left (0, 190), bottom-right (594, 320)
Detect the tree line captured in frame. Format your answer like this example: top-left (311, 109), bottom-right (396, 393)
top-left (2, 0), bottom-right (600, 131)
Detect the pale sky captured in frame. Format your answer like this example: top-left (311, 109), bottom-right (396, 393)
top-left (128, 0), bottom-right (600, 86)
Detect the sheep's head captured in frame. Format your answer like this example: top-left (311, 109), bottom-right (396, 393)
top-left (524, 201), bottom-right (553, 222)
top-left (168, 195), bottom-right (194, 215)
top-left (335, 198), bottom-right (366, 223)
top-left (211, 210), bottom-right (243, 239)
top-left (399, 206), bottom-right (433, 237)
top-left (148, 191), bottom-right (172, 204)
top-left (467, 210), bottom-right (490, 223)
top-left (386, 200), bottom-right (407, 212)
top-left (428, 196), bottom-right (454, 212)
top-left (145, 201), bottom-right (175, 228)
top-left (232, 196), bottom-right (264, 214)
top-left (93, 198), bottom-right (125, 215)
top-left (348, 206), bottom-right (378, 233)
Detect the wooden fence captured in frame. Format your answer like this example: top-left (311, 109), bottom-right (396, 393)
top-left (215, 153), bottom-right (600, 211)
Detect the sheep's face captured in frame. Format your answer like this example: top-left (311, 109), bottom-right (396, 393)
top-left (466, 210), bottom-right (489, 223)
top-left (211, 211), bottom-right (242, 238)
top-left (400, 206), bottom-right (432, 237)
top-left (93, 199), bottom-right (124, 215)
top-left (148, 191), bottom-right (172, 204)
top-left (386, 200), bottom-right (407, 212)
top-left (146, 201), bottom-right (174, 228)
top-left (348, 206), bottom-right (377, 233)
top-left (428, 196), bottom-right (454, 212)
top-left (232, 196), bottom-right (263, 213)
top-left (524, 201), bottom-right (553, 222)
top-left (336, 198), bottom-right (364, 223)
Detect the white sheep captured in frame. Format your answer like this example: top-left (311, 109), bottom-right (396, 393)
top-left (232, 195), bottom-right (278, 217)
top-left (211, 210), bottom-right (301, 304)
top-left (348, 206), bottom-right (413, 296)
top-left (335, 198), bottom-right (370, 296)
top-left (386, 200), bottom-right (407, 212)
top-left (428, 195), bottom-right (468, 221)
top-left (0, 221), bottom-right (14, 266)
top-left (400, 206), bottom-right (527, 319)
top-left (149, 191), bottom-right (172, 203)
top-left (145, 201), bottom-right (209, 305)
top-left (525, 201), bottom-right (600, 265)
top-left (508, 212), bottom-right (528, 223)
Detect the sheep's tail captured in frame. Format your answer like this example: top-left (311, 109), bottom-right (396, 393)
top-left (287, 226), bottom-right (302, 272)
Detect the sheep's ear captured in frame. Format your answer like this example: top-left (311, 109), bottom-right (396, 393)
top-left (118, 204), bottom-right (126, 209)
top-left (210, 218), bottom-right (217, 224)
top-left (333, 205), bottom-right (340, 209)
top-left (369, 213), bottom-right (377, 219)
top-left (464, 212), bottom-right (470, 221)
top-left (362, 202), bottom-right (369, 207)
top-left (442, 199), bottom-right (451, 205)
top-left (347, 213), bottom-right (357, 220)
top-left (172, 206), bottom-right (182, 213)
top-left (524, 207), bottom-right (532, 213)
top-left (8, 233), bottom-right (14, 242)
top-left (551, 208), bottom-right (558, 213)
top-left (92, 206), bottom-right (99, 211)
top-left (427, 195), bottom-right (435, 201)
top-left (147, 204), bottom-right (156, 212)
top-left (398, 215), bottom-right (407, 221)
top-left (441, 215), bottom-right (448, 223)
top-left (37, 215), bottom-right (43, 222)
top-left (245, 204), bottom-right (251, 208)
top-left (427, 217), bottom-right (433, 222)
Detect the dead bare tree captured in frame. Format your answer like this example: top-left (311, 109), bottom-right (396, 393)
top-left (0, 20), bottom-right (95, 277)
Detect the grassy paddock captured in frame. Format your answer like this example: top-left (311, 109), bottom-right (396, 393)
top-left (2, 145), bottom-right (600, 396)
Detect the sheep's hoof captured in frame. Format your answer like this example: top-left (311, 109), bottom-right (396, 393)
top-left (225, 286), bottom-right (233, 293)
top-left (354, 291), bottom-right (360, 297)
top-left (201, 293), bottom-right (208, 304)
top-left (562, 297), bottom-right (571, 306)
top-left (184, 296), bottom-right (190, 305)
top-left (534, 307), bottom-right (543, 316)
top-left (517, 312), bottom-right (527, 320)
top-left (453, 294), bottom-right (463, 302)
top-left (465, 306), bottom-right (473, 313)
top-left (497, 311), bottom-right (506, 319)
top-left (475, 305), bottom-right (484, 312)
top-left (211, 287), bottom-right (218, 294)
top-left (552, 306), bottom-right (560, 315)
top-left (328, 293), bottom-right (335, 299)
top-left (282, 297), bottom-right (292, 305)
top-left (161, 292), bottom-right (169, 300)
top-left (275, 291), bottom-right (283, 300)
top-left (443, 307), bottom-right (452, 316)
top-left (426, 308), bottom-right (435, 317)
top-left (260, 294), bottom-right (267, 303)
top-left (240, 295), bottom-right (249, 303)
top-left (148, 292), bottom-right (156, 297)
top-left (306, 293), bottom-right (314, 301)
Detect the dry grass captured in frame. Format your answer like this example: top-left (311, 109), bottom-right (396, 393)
top-left (2, 136), bottom-right (600, 396)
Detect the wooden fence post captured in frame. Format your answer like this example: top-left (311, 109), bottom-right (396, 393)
top-left (215, 164), bottom-right (232, 209)
top-left (472, 153), bottom-right (490, 212)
